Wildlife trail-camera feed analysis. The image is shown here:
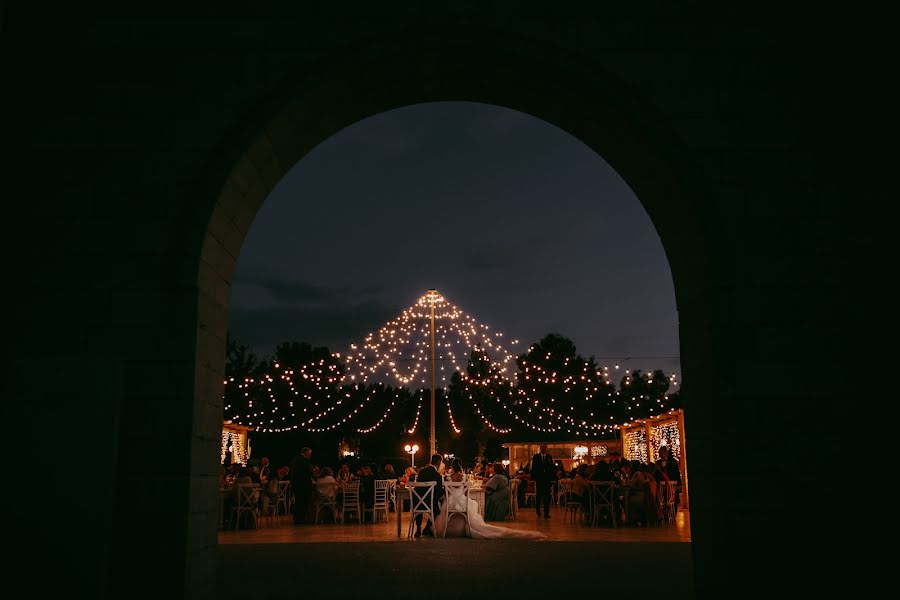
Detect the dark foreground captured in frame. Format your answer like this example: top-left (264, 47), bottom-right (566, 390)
top-left (219, 541), bottom-right (695, 599)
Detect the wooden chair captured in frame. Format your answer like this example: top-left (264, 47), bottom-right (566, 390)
top-left (563, 495), bottom-right (583, 525)
top-left (233, 483), bottom-right (259, 530)
top-left (407, 481), bottom-right (436, 539)
top-left (589, 481), bottom-right (617, 527)
top-left (364, 479), bottom-right (392, 524)
top-left (339, 481), bottom-right (361, 524)
top-left (314, 482), bottom-right (338, 524)
top-left (506, 478), bottom-right (519, 521)
top-left (442, 481), bottom-right (470, 537)
top-left (258, 486), bottom-right (278, 528)
top-left (524, 479), bottom-right (536, 507)
top-left (557, 478), bottom-right (573, 507)
top-left (275, 480), bottom-right (291, 516)
top-left (658, 480), bottom-right (677, 524)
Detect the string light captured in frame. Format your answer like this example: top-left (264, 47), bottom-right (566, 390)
top-left (223, 289), bottom-right (682, 437)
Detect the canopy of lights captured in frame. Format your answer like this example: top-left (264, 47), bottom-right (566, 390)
top-left (223, 290), bottom-right (679, 438)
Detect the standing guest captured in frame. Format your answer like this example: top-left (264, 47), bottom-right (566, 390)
top-left (413, 454), bottom-right (445, 537)
top-left (656, 446), bottom-right (681, 483)
top-left (656, 445), bottom-right (681, 508)
top-left (531, 444), bottom-right (556, 518)
top-left (290, 447), bottom-right (313, 525)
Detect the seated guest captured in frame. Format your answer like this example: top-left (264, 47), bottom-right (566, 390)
top-left (570, 464), bottom-right (591, 514)
top-left (223, 463), bottom-right (240, 488)
top-left (590, 460), bottom-right (616, 482)
top-left (313, 467), bottom-right (337, 523)
top-left (377, 463), bottom-right (397, 481)
top-left (477, 462), bottom-right (494, 481)
top-left (484, 462), bottom-right (510, 521)
top-left (316, 466), bottom-right (336, 485)
top-left (260, 466), bottom-right (280, 516)
top-left (608, 451), bottom-right (626, 475)
top-left (447, 458), bottom-right (465, 482)
top-left (337, 463), bottom-right (355, 483)
top-left (588, 460), bottom-right (621, 523)
top-left (626, 462), bottom-right (658, 525)
top-left (400, 466), bottom-right (417, 484)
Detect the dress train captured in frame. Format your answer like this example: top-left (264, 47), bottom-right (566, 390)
top-left (433, 497), bottom-right (546, 540)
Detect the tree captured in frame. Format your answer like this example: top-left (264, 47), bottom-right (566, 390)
top-left (225, 335), bottom-right (265, 379)
top-left (514, 334), bottom-right (616, 436)
top-left (618, 369), bottom-right (673, 420)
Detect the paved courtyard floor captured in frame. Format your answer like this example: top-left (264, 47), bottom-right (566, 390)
top-left (218, 507), bottom-right (694, 599)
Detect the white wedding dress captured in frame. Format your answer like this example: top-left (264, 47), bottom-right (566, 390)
top-left (433, 481), bottom-right (546, 540)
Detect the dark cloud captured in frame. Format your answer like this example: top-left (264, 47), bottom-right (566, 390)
top-left (229, 301), bottom-right (400, 357)
top-left (238, 274), bottom-right (382, 307)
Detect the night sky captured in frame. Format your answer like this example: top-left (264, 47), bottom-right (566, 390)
top-left (228, 101), bottom-right (681, 382)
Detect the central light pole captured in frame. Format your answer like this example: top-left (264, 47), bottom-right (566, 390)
top-left (428, 288), bottom-right (437, 458)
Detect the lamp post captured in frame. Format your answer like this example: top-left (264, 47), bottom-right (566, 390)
top-left (405, 444), bottom-right (419, 468)
top-left (428, 289), bottom-right (437, 457)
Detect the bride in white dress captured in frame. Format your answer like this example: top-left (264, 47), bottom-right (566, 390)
top-left (433, 460), bottom-right (546, 540)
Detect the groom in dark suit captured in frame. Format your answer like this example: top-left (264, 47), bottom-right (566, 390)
top-left (531, 443), bottom-right (556, 518)
top-left (413, 453), bottom-right (445, 537)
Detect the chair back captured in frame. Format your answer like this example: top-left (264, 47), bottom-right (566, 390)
top-left (558, 478), bottom-right (573, 495)
top-left (276, 480), bottom-right (291, 515)
top-left (314, 481), bottom-right (337, 524)
top-left (589, 481), bottom-right (617, 527)
top-left (363, 479), bottom-right (392, 523)
top-left (507, 478), bottom-right (519, 520)
top-left (340, 480), bottom-right (361, 523)
top-left (442, 481), bottom-right (470, 537)
top-left (409, 481), bottom-right (436, 515)
top-left (374, 479), bottom-right (391, 508)
top-left (658, 479), bottom-right (677, 522)
top-left (236, 483), bottom-right (259, 508)
top-left (407, 481), bottom-right (437, 539)
top-left (234, 483), bottom-right (259, 530)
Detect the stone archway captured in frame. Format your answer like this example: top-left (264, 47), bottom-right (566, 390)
top-left (7, 7), bottom-right (861, 598)
top-left (192, 42), bottom-right (718, 595)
